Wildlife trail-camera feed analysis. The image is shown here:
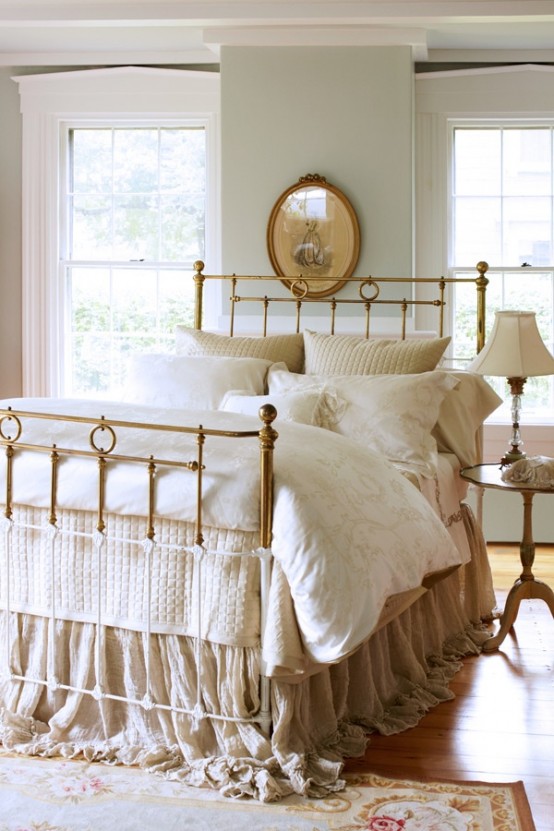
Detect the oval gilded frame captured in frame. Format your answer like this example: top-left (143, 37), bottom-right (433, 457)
top-left (266, 174), bottom-right (360, 298)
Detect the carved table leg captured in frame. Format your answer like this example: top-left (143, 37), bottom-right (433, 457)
top-left (483, 491), bottom-right (554, 652)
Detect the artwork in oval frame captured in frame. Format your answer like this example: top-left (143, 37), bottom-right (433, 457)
top-left (266, 174), bottom-right (361, 298)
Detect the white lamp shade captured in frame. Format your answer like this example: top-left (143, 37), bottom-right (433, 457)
top-left (469, 310), bottom-right (554, 378)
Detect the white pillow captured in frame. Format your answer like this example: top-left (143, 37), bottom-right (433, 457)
top-left (268, 364), bottom-right (459, 476)
top-left (267, 363), bottom-right (324, 394)
top-left (220, 390), bottom-right (324, 426)
top-left (121, 354), bottom-right (272, 410)
top-left (323, 372), bottom-right (459, 477)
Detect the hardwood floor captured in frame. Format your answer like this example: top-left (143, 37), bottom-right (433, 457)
top-left (344, 544), bottom-right (554, 831)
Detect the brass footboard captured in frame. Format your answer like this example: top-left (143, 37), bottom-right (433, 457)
top-left (0, 404), bottom-right (278, 735)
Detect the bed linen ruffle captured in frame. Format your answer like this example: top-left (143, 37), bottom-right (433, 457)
top-left (0, 540), bottom-right (492, 803)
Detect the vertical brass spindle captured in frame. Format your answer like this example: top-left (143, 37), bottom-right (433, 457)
top-left (401, 300), bottom-right (407, 340)
top-left (365, 302), bottom-right (371, 339)
top-left (438, 278), bottom-right (446, 337)
top-left (263, 297), bottom-right (269, 336)
top-left (49, 447), bottom-right (59, 527)
top-left (97, 456), bottom-right (107, 534)
top-left (330, 300), bottom-right (337, 335)
top-left (195, 431), bottom-right (205, 548)
top-left (295, 299), bottom-right (302, 333)
top-left (230, 277), bottom-right (237, 336)
top-left (4, 445), bottom-right (14, 521)
top-left (146, 458), bottom-right (156, 541)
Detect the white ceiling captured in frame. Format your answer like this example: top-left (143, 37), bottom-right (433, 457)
top-left (1, 1), bottom-right (554, 67)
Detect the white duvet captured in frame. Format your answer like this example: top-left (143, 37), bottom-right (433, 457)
top-left (0, 397), bottom-right (462, 672)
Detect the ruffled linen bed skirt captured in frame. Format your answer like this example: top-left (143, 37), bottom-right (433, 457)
top-left (0, 504), bottom-right (495, 802)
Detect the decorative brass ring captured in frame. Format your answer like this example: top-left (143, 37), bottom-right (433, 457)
top-left (0, 413), bottom-right (22, 442)
top-left (359, 279), bottom-right (380, 302)
top-left (289, 279), bottom-right (310, 299)
top-left (89, 423), bottom-right (117, 454)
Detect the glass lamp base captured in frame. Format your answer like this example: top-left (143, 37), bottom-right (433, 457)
top-left (500, 384), bottom-right (526, 467)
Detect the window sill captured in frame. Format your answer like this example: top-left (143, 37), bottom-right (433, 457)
top-left (483, 423), bottom-right (554, 462)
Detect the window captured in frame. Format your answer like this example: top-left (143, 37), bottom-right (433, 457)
top-left (16, 67), bottom-right (219, 398)
top-left (62, 125), bottom-right (206, 396)
top-left (450, 124), bottom-right (554, 424)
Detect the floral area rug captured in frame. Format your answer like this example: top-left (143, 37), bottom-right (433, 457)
top-left (0, 751), bottom-right (535, 831)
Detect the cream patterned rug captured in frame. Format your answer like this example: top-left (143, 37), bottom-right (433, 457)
top-left (0, 752), bottom-right (535, 831)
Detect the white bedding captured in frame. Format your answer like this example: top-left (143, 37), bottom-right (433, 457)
top-left (0, 397), bottom-right (463, 675)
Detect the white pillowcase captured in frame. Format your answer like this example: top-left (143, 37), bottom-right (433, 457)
top-left (220, 390), bottom-right (324, 426)
top-left (121, 354), bottom-right (273, 410)
top-left (267, 363), bottom-right (323, 393)
top-left (268, 364), bottom-right (459, 476)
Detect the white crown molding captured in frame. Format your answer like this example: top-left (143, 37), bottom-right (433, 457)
top-left (14, 64), bottom-right (217, 79)
top-left (1, 2), bottom-right (554, 24)
top-left (204, 25), bottom-right (429, 60)
top-left (427, 48), bottom-right (554, 63)
top-left (416, 62), bottom-right (554, 80)
top-left (0, 49), bottom-right (218, 67)
top-left (1, 3), bottom-right (554, 65)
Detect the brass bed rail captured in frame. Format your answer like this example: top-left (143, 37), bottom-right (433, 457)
top-left (193, 260), bottom-right (489, 353)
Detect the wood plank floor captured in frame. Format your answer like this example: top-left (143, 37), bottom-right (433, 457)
top-left (344, 544), bottom-right (554, 831)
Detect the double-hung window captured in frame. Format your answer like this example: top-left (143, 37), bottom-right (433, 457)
top-left (16, 67), bottom-right (220, 398)
top-left (450, 123), bottom-right (554, 424)
top-left (62, 124), bottom-right (206, 396)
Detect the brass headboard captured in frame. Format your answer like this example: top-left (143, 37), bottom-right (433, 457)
top-left (192, 260), bottom-right (489, 353)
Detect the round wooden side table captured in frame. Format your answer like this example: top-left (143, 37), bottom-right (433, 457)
top-left (460, 462), bottom-right (554, 651)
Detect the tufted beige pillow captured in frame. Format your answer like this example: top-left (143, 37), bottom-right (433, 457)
top-left (303, 330), bottom-right (451, 375)
top-left (175, 327), bottom-right (304, 373)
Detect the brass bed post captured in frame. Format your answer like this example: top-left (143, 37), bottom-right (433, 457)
top-left (475, 260), bottom-right (489, 353)
top-left (193, 260), bottom-right (205, 330)
top-left (258, 403), bottom-right (278, 736)
top-left (258, 404), bottom-right (278, 552)
top-left (0, 410), bottom-right (21, 522)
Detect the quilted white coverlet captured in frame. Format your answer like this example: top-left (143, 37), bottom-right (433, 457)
top-left (0, 397), bottom-right (462, 674)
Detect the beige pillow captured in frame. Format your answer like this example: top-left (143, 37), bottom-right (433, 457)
top-left (432, 371), bottom-right (502, 467)
top-left (303, 330), bottom-right (451, 375)
top-left (176, 327), bottom-right (304, 373)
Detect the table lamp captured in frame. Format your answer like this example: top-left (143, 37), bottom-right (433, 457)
top-left (468, 310), bottom-right (554, 466)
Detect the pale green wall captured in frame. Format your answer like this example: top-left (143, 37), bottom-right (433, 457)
top-left (0, 67), bottom-right (22, 398)
top-left (220, 46), bottom-right (414, 278)
top-left (0, 47), bottom-right (415, 396)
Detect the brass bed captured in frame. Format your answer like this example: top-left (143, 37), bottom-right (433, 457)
top-left (0, 262), bottom-right (501, 801)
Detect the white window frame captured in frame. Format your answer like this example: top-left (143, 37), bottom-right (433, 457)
top-left (14, 66), bottom-right (220, 397)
